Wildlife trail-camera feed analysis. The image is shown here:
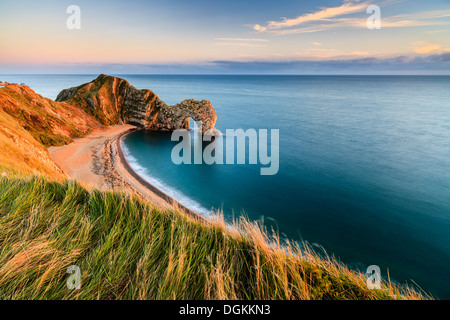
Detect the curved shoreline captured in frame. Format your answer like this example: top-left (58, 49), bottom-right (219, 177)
top-left (49, 125), bottom-right (204, 220)
top-left (114, 128), bottom-right (204, 219)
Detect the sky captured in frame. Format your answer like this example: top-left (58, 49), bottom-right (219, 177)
top-left (0, 0), bottom-right (449, 74)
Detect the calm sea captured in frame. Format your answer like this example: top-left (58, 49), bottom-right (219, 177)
top-left (2, 74), bottom-right (450, 298)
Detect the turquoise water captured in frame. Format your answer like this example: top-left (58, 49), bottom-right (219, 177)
top-left (3, 74), bottom-right (450, 298)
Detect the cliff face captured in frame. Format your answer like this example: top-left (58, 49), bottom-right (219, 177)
top-left (1, 84), bottom-right (102, 146)
top-left (56, 74), bottom-right (217, 133)
top-left (0, 83), bottom-right (102, 178)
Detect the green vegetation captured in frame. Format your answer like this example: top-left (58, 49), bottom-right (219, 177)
top-left (31, 131), bottom-right (73, 147)
top-left (0, 176), bottom-right (428, 300)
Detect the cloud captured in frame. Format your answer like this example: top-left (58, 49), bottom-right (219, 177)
top-left (423, 30), bottom-right (447, 34)
top-left (213, 37), bottom-right (269, 48)
top-left (428, 52), bottom-right (450, 62)
top-left (413, 41), bottom-right (450, 55)
top-left (210, 52), bottom-right (450, 74)
top-left (250, 1), bottom-right (450, 35)
top-left (251, 0), bottom-right (370, 33)
top-left (215, 38), bottom-right (269, 42)
top-left (287, 48), bottom-right (370, 60)
top-left (380, 9), bottom-right (450, 28)
top-left (313, 42), bottom-right (322, 46)
top-left (213, 42), bottom-right (265, 47)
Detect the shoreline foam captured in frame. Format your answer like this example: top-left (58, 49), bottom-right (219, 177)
top-left (120, 140), bottom-right (212, 217)
top-left (115, 128), bottom-right (207, 219)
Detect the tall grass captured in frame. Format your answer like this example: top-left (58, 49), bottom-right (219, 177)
top-left (0, 176), bottom-right (429, 300)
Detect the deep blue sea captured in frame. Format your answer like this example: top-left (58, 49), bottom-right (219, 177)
top-left (2, 74), bottom-right (450, 299)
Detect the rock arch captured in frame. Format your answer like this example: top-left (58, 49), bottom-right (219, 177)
top-left (149, 99), bottom-right (217, 134)
top-left (56, 75), bottom-right (218, 134)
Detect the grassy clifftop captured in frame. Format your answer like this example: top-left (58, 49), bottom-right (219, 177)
top-left (0, 177), bottom-right (426, 299)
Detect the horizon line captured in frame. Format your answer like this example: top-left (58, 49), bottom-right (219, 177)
top-left (2, 73), bottom-right (450, 76)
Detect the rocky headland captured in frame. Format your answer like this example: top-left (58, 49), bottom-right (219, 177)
top-left (56, 74), bottom-right (217, 133)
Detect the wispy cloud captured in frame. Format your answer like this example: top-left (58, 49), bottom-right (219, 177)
top-left (413, 41), bottom-right (450, 55)
top-left (250, 1), bottom-right (450, 35)
top-left (423, 30), bottom-right (447, 34)
top-left (210, 52), bottom-right (450, 74)
top-left (215, 38), bottom-right (269, 42)
top-left (251, 0), bottom-right (370, 33)
top-left (275, 48), bottom-right (371, 61)
top-left (213, 37), bottom-right (268, 48)
top-left (380, 9), bottom-right (450, 28)
top-left (213, 42), bottom-right (265, 47)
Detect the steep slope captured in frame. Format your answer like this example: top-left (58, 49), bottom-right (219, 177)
top-left (0, 110), bottom-right (64, 178)
top-left (0, 83), bottom-right (102, 178)
top-left (0, 84), bottom-right (102, 146)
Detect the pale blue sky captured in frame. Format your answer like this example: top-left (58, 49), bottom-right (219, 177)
top-left (0, 0), bottom-right (449, 74)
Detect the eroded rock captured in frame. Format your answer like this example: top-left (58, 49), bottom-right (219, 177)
top-left (56, 74), bottom-right (217, 133)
